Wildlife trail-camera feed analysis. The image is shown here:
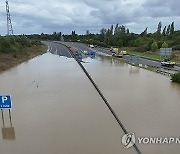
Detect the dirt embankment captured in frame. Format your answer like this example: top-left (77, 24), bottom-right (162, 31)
top-left (0, 44), bottom-right (47, 73)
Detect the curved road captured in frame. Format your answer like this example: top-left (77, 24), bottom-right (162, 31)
top-left (43, 41), bottom-right (72, 58)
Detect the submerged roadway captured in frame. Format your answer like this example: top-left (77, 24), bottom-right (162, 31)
top-left (61, 42), bottom-right (180, 72)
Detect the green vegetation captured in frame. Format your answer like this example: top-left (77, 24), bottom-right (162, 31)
top-left (151, 42), bottom-right (158, 52)
top-left (27, 21), bottom-right (179, 50)
top-left (0, 36), bottom-right (42, 53)
top-left (162, 42), bottom-right (168, 48)
top-left (171, 73), bottom-right (180, 83)
top-left (126, 50), bottom-right (180, 64)
top-left (126, 50), bottom-right (160, 60)
top-left (0, 36), bottom-right (46, 73)
top-left (27, 22), bottom-right (180, 51)
top-left (26, 21), bottom-right (180, 63)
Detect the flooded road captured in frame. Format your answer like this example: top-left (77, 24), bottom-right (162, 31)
top-left (0, 52), bottom-right (135, 154)
top-left (0, 44), bottom-right (180, 154)
top-left (83, 55), bottom-right (180, 154)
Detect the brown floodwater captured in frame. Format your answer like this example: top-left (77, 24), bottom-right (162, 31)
top-left (83, 55), bottom-right (180, 154)
top-left (0, 52), bottom-right (180, 154)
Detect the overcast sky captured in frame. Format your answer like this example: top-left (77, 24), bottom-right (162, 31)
top-left (0, 0), bottom-right (179, 35)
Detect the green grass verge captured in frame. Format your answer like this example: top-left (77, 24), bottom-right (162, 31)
top-left (41, 44), bottom-right (48, 53)
top-left (126, 50), bottom-right (180, 65)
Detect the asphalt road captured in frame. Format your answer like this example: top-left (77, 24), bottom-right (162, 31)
top-left (65, 42), bottom-right (180, 72)
top-left (43, 41), bottom-right (72, 58)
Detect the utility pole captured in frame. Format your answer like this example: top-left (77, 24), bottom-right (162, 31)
top-left (6, 0), bottom-right (14, 35)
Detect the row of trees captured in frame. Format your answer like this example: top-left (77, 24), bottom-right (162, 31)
top-left (26, 21), bottom-right (180, 52)
top-left (83, 21), bottom-right (178, 52)
top-left (28, 32), bottom-right (62, 41)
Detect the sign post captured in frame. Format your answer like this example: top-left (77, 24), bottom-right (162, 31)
top-left (0, 95), bottom-right (15, 140)
top-left (0, 95), bottom-right (12, 109)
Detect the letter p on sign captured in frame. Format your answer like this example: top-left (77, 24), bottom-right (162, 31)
top-left (2, 96), bottom-right (8, 104)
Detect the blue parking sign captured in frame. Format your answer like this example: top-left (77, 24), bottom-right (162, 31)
top-left (0, 95), bottom-right (12, 109)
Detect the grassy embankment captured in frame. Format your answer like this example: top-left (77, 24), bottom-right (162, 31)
top-left (0, 36), bottom-right (47, 73)
top-left (119, 47), bottom-right (180, 65)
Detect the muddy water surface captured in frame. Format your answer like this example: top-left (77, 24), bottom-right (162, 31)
top-left (0, 53), bottom-right (135, 154)
top-left (83, 55), bottom-right (180, 154)
top-left (0, 52), bottom-right (180, 154)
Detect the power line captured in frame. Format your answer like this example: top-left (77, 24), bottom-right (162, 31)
top-left (6, 0), bottom-right (14, 35)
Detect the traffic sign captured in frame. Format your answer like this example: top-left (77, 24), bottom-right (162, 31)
top-left (160, 48), bottom-right (172, 56)
top-left (0, 96), bottom-right (12, 109)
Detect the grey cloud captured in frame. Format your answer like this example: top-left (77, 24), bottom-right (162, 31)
top-left (0, 0), bottom-right (179, 35)
top-left (142, 0), bottom-right (180, 17)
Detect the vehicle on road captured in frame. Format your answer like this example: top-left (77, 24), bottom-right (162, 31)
top-left (89, 51), bottom-right (96, 58)
top-left (112, 48), bottom-right (123, 58)
top-left (75, 52), bottom-right (82, 61)
top-left (120, 50), bottom-right (127, 55)
top-left (161, 59), bottom-right (176, 67)
top-left (90, 44), bottom-right (94, 48)
top-left (110, 47), bottom-right (113, 51)
top-left (83, 50), bottom-right (88, 55)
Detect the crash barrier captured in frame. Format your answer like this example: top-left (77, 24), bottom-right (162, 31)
top-left (156, 68), bottom-right (174, 76)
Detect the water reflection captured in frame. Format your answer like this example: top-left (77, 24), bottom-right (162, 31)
top-left (1, 109), bottom-right (15, 140)
top-left (129, 66), bottom-right (140, 74)
top-left (97, 55), bottom-right (126, 67)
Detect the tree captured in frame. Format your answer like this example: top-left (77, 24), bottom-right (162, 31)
top-left (72, 31), bottom-right (76, 36)
top-left (110, 25), bottom-right (113, 35)
top-left (147, 39), bottom-right (154, 51)
top-left (86, 30), bottom-right (90, 35)
top-left (127, 28), bottom-right (130, 34)
top-left (162, 42), bottom-right (168, 48)
top-left (156, 21), bottom-right (162, 40)
top-left (166, 25), bottom-right (171, 35)
top-left (100, 28), bottom-right (107, 42)
top-left (170, 21), bottom-right (175, 35)
top-left (135, 38), bottom-right (142, 47)
top-left (162, 26), bottom-right (166, 36)
top-left (114, 23), bottom-right (119, 37)
top-left (151, 42), bottom-right (158, 52)
top-left (171, 72), bottom-right (180, 83)
top-left (140, 27), bottom-right (148, 37)
top-left (117, 39), bottom-right (123, 47)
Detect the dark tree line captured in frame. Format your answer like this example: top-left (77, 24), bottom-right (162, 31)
top-left (26, 21), bottom-right (180, 52)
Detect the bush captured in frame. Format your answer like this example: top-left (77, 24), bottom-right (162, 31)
top-left (172, 44), bottom-right (180, 50)
top-left (137, 44), bottom-right (148, 52)
top-left (151, 42), bottom-right (158, 52)
top-left (135, 38), bottom-right (142, 47)
top-left (31, 40), bottom-right (42, 46)
top-left (171, 72), bottom-right (180, 83)
top-left (158, 41), bottom-right (164, 49)
top-left (162, 42), bottom-right (168, 48)
top-left (0, 36), bottom-right (41, 53)
top-left (147, 39), bottom-right (154, 51)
